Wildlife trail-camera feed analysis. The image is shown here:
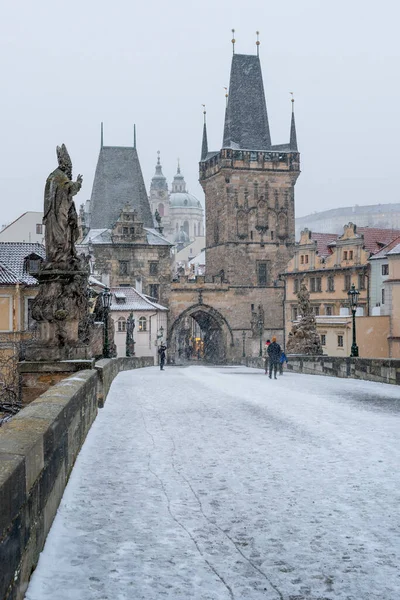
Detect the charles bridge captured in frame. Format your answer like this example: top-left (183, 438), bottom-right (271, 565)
top-left (1, 354), bottom-right (399, 599)
top-left (1, 141), bottom-right (399, 599)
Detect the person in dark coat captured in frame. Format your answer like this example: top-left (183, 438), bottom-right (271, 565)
top-left (158, 344), bottom-right (167, 370)
top-left (267, 337), bottom-right (281, 379)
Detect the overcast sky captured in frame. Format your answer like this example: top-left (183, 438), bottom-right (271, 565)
top-left (1, 0), bottom-right (399, 228)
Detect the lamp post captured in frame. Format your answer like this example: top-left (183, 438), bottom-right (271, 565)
top-left (347, 283), bottom-right (359, 357)
top-left (242, 330), bottom-right (246, 358)
top-left (155, 325), bottom-right (164, 346)
top-left (257, 316), bottom-right (263, 357)
top-left (101, 287), bottom-right (112, 358)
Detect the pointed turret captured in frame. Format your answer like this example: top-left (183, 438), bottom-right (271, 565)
top-left (289, 99), bottom-right (298, 151)
top-left (150, 151), bottom-right (168, 193)
top-left (223, 54), bottom-right (271, 150)
top-left (201, 109), bottom-right (208, 161)
top-left (89, 140), bottom-right (153, 229)
top-left (172, 161), bottom-right (186, 193)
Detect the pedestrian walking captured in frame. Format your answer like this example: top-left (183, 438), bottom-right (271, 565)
top-left (267, 337), bottom-right (281, 379)
top-left (279, 351), bottom-right (288, 375)
top-left (158, 344), bottom-right (167, 370)
top-left (264, 340), bottom-right (271, 374)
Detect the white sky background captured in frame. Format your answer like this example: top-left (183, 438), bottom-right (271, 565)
top-left (0, 0), bottom-right (399, 227)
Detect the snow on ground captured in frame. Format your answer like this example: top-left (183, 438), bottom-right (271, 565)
top-left (25, 366), bottom-right (400, 600)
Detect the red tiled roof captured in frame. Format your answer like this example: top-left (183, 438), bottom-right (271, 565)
top-left (310, 232), bottom-right (337, 257)
top-left (358, 227), bottom-right (400, 255)
top-left (369, 234), bottom-right (400, 259)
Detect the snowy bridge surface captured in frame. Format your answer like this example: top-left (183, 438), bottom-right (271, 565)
top-left (25, 366), bottom-right (400, 600)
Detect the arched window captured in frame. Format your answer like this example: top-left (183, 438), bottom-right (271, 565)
top-left (139, 317), bottom-right (147, 332)
top-left (176, 223), bottom-right (179, 232)
top-left (117, 317), bottom-right (126, 332)
top-left (198, 222), bottom-right (201, 236)
top-left (183, 221), bottom-right (189, 236)
top-left (158, 203), bottom-right (165, 217)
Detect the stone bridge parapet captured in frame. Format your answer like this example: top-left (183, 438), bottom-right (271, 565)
top-left (242, 355), bottom-right (400, 386)
top-left (0, 356), bottom-right (153, 600)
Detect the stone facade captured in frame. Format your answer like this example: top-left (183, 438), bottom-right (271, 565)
top-left (166, 52), bottom-right (300, 362)
top-left (79, 206), bottom-right (172, 307)
top-left (282, 223), bottom-right (400, 348)
top-left (201, 151), bottom-right (298, 286)
top-left (168, 277), bottom-right (286, 362)
top-left (383, 242), bottom-right (400, 358)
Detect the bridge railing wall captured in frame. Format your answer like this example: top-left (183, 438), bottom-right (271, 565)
top-left (0, 356), bottom-right (154, 600)
top-left (242, 355), bottom-right (400, 386)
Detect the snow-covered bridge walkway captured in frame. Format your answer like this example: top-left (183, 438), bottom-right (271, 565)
top-left (25, 366), bottom-right (400, 600)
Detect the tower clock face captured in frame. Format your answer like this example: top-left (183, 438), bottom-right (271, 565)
top-left (160, 191), bottom-right (164, 198)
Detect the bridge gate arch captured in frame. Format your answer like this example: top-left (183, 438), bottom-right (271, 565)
top-left (168, 304), bottom-right (234, 364)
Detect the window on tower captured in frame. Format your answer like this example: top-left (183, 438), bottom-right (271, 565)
top-left (257, 261), bottom-right (268, 286)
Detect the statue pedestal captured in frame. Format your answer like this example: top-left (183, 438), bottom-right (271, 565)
top-left (18, 359), bottom-right (95, 405)
top-left (26, 266), bottom-right (101, 362)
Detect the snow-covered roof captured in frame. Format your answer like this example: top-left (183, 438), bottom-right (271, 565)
top-left (387, 242), bottom-right (400, 256)
top-left (0, 242), bottom-right (46, 286)
top-left (80, 227), bottom-right (172, 247)
top-left (188, 249), bottom-right (206, 265)
top-left (110, 286), bottom-right (168, 312)
top-left (89, 275), bottom-right (106, 288)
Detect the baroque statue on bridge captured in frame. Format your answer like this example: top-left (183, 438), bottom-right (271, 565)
top-left (286, 282), bottom-right (322, 356)
top-left (27, 145), bottom-right (100, 361)
top-left (43, 144), bottom-right (83, 268)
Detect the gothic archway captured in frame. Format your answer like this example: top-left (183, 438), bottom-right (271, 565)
top-left (168, 304), bottom-right (233, 364)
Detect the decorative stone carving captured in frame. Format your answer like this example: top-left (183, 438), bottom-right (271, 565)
top-left (286, 283), bottom-right (323, 355)
top-left (237, 209), bottom-right (248, 239)
top-left (27, 145), bottom-right (97, 361)
top-left (278, 212), bottom-right (287, 239)
top-left (256, 197), bottom-right (268, 233)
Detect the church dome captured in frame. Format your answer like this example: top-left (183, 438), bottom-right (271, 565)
top-left (169, 192), bottom-right (201, 209)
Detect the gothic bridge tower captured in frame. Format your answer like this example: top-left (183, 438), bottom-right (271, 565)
top-left (200, 51), bottom-right (300, 287)
top-left (168, 43), bottom-right (300, 362)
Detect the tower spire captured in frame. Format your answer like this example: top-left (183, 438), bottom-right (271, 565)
top-left (231, 29), bottom-right (235, 54)
top-left (256, 31), bottom-right (260, 57)
top-left (201, 105), bottom-right (208, 161)
top-left (101, 122), bottom-right (104, 148)
top-left (289, 93), bottom-right (298, 151)
top-left (134, 124), bottom-right (136, 149)
top-left (223, 52), bottom-right (271, 150)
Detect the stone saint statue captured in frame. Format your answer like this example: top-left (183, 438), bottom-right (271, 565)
top-left (154, 209), bottom-right (162, 226)
top-left (286, 281), bottom-right (323, 356)
top-left (44, 144), bottom-right (83, 266)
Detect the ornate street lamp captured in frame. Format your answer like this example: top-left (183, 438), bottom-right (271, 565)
top-left (242, 330), bottom-right (246, 358)
top-left (101, 287), bottom-right (112, 358)
top-left (126, 312), bottom-right (135, 357)
top-left (347, 283), bottom-right (360, 357)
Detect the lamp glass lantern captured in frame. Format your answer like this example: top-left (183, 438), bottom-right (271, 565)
top-left (101, 287), bottom-right (112, 309)
top-left (347, 283), bottom-right (359, 311)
